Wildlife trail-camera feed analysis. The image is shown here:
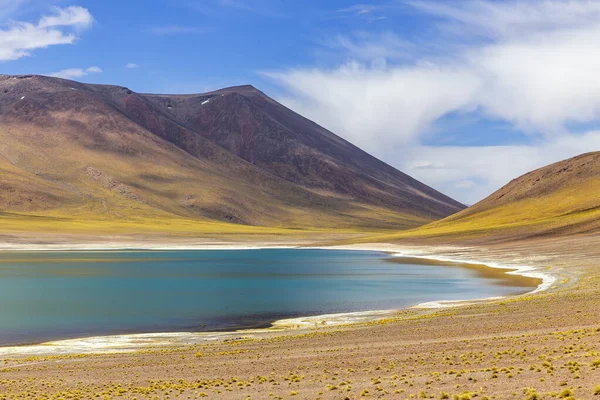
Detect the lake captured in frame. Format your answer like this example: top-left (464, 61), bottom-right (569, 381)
top-left (0, 249), bottom-right (539, 346)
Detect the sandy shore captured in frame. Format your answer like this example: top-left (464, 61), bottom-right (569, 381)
top-left (0, 234), bottom-right (598, 399)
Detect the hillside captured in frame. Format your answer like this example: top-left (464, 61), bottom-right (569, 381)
top-left (0, 74), bottom-right (464, 235)
top-left (367, 152), bottom-right (600, 242)
top-left (141, 86), bottom-right (461, 215)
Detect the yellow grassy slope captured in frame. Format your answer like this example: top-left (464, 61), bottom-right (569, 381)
top-left (364, 152), bottom-right (600, 242)
top-left (0, 117), bottom-right (425, 236)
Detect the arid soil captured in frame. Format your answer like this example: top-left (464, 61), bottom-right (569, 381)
top-left (1, 234), bottom-right (599, 399)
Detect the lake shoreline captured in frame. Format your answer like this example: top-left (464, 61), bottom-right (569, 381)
top-left (1, 235), bottom-right (595, 399)
top-left (0, 242), bottom-right (560, 357)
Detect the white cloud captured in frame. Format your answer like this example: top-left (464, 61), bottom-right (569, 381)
top-left (0, 5), bottom-right (93, 61)
top-left (38, 6), bottom-right (93, 29)
top-left (408, 0), bottom-right (600, 40)
top-left (49, 66), bottom-right (102, 79)
top-left (125, 63), bottom-right (139, 69)
top-left (267, 0), bottom-right (600, 203)
top-left (470, 27), bottom-right (600, 134)
top-left (455, 180), bottom-right (476, 190)
top-left (266, 62), bottom-right (480, 154)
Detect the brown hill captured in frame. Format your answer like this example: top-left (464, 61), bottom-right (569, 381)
top-left (0, 74), bottom-right (464, 234)
top-left (369, 152), bottom-right (600, 242)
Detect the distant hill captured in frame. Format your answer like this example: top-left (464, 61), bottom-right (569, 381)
top-left (370, 152), bottom-right (600, 242)
top-left (0, 75), bottom-right (463, 234)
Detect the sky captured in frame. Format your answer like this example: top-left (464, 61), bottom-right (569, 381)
top-left (1, 0), bottom-right (600, 204)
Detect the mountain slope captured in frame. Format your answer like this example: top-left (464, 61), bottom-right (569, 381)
top-left (142, 86), bottom-right (463, 217)
top-left (0, 74), bottom-right (464, 234)
top-left (368, 152), bottom-right (600, 242)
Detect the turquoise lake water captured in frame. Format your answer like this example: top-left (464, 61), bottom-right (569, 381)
top-left (0, 249), bottom-right (537, 346)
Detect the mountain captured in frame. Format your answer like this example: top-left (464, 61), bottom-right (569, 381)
top-left (371, 152), bottom-right (600, 242)
top-left (0, 74), bottom-right (464, 234)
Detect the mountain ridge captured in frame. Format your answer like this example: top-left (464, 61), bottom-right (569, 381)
top-left (0, 74), bottom-right (464, 234)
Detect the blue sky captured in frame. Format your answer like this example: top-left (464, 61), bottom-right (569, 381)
top-left (1, 0), bottom-right (427, 93)
top-left (2, 0), bottom-right (600, 203)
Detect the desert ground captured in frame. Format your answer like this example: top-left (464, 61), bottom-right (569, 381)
top-left (0, 233), bottom-right (599, 400)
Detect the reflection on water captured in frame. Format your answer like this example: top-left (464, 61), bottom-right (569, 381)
top-left (0, 249), bottom-right (539, 346)
top-left (387, 257), bottom-right (542, 288)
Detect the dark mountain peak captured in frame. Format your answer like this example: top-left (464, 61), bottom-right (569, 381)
top-left (0, 74), bottom-right (84, 92)
top-left (0, 74), bottom-right (38, 81)
top-left (143, 85), bottom-right (263, 101)
top-left (205, 84), bottom-right (262, 96)
top-left (142, 83), bottom-right (465, 218)
top-left (222, 84), bottom-right (260, 92)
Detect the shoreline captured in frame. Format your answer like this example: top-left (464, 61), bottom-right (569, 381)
top-left (0, 242), bottom-right (560, 357)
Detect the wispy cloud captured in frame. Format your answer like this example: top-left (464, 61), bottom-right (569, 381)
top-left (38, 6), bottom-right (93, 29)
top-left (323, 31), bottom-right (416, 64)
top-left (339, 4), bottom-right (379, 15)
top-left (408, 0), bottom-right (600, 40)
top-left (337, 3), bottom-right (388, 22)
top-left (49, 66), bottom-right (102, 79)
top-left (0, 5), bottom-right (93, 61)
top-left (125, 63), bottom-right (139, 69)
top-left (267, 0), bottom-right (600, 203)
